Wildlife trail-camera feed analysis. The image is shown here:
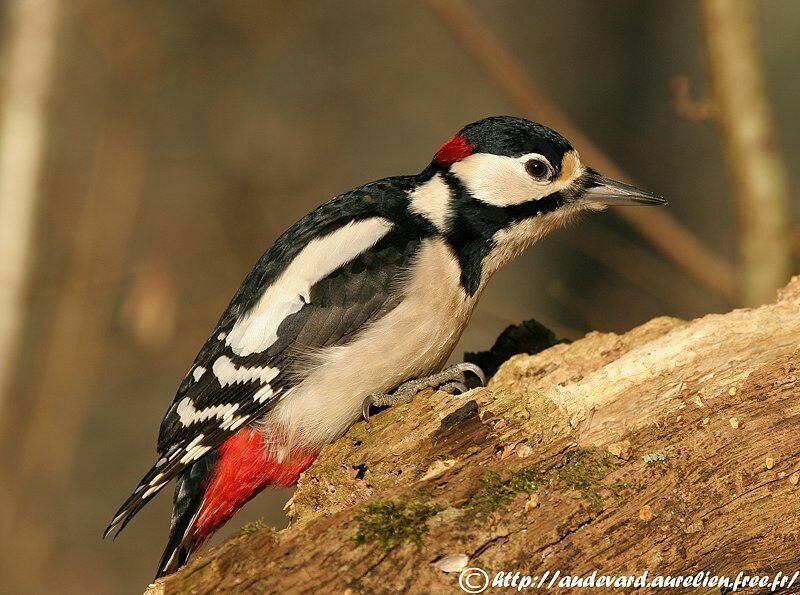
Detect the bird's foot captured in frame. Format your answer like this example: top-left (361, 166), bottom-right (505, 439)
top-left (362, 362), bottom-right (485, 422)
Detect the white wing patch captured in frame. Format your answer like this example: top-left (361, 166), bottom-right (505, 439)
top-left (224, 415), bottom-right (248, 431)
top-left (228, 298), bottom-right (305, 357)
top-left (142, 481), bottom-right (167, 499)
top-left (175, 356), bottom-right (283, 428)
top-left (178, 433), bottom-right (212, 464)
top-left (180, 444), bottom-right (211, 464)
top-left (225, 217), bottom-right (394, 356)
top-left (252, 383), bottom-right (275, 403)
top-left (212, 355), bottom-right (280, 387)
top-left (176, 397), bottom-right (240, 426)
top-left (192, 366), bottom-right (206, 382)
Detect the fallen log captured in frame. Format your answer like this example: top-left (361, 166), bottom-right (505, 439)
top-left (150, 277), bottom-right (800, 594)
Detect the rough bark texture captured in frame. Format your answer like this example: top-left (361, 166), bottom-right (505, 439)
top-left (150, 277), bottom-right (800, 595)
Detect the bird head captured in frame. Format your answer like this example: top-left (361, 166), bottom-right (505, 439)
top-left (431, 115), bottom-right (665, 212)
top-left (417, 115), bottom-right (666, 290)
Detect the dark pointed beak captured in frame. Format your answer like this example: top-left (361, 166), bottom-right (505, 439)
top-left (582, 171), bottom-right (667, 207)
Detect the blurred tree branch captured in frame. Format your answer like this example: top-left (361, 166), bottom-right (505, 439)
top-left (1, 3), bottom-right (160, 591)
top-left (1, 117), bottom-right (149, 594)
top-left (0, 0), bottom-right (59, 439)
top-left (700, 0), bottom-right (793, 306)
top-left (424, 0), bottom-right (737, 302)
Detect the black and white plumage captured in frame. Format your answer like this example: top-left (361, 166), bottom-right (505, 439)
top-left (105, 116), bottom-right (665, 578)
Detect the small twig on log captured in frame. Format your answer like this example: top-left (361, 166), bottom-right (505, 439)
top-left (700, 0), bottom-right (793, 306)
top-left (423, 0), bottom-right (737, 301)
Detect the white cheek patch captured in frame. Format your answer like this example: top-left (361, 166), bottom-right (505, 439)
top-left (450, 152), bottom-right (582, 207)
top-left (226, 217), bottom-right (394, 356)
top-left (450, 152), bottom-right (549, 206)
top-left (407, 173), bottom-right (452, 230)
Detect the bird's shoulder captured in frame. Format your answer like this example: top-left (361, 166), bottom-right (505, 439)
top-left (156, 174), bottom-right (437, 453)
top-left (223, 173), bottom-right (432, 323)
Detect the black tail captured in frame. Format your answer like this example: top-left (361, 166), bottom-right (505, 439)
top-left (154, 453), bottom-right (217, 579)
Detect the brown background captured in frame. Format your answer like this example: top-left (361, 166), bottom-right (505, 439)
top-left (0, 1), bottom-right (798, 593)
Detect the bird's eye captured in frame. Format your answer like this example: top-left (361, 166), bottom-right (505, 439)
top-left (525, 159), bottom-right (550, 180)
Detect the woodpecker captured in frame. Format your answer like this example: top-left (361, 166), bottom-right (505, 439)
top-left (105, 115), bottom-right (665, 577)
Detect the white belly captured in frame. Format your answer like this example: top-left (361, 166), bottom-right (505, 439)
top-left (266, 237), bottom-right (481, 453)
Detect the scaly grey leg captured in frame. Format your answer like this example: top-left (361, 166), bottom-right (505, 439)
top-left (362, 362), bottom-right (485, 422)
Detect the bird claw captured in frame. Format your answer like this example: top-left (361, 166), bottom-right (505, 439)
top-left (362, 394), bottom-right (376, 423)
top-left (454, 362), bottom-right (486, 387)
top-left (361, 362), bottom-right (485, 423)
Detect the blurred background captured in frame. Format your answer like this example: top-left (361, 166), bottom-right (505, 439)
top-left (0, 0), bottom-right (796, 593)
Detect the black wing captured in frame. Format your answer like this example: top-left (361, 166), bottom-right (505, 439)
top-left (105, 222), bottom-right (424, 537)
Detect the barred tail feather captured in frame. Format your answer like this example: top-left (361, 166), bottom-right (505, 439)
top-left (109, 426), bottom-right (319, 579)
top-left (155, 454), bottom-right (218, 579)
top-left (104, 469), bottom-right (172, 540)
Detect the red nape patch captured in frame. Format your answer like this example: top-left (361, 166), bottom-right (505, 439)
top-left (433, 134), bottom-right (474, 166)
top-left (194, 427), bottom-right (318, 538)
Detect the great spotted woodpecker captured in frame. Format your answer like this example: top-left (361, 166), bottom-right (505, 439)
top-left (105, 116), bottom-right (665, 577)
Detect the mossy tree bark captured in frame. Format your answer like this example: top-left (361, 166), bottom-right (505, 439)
top-left (150, 277), bottom-right (800, 594)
